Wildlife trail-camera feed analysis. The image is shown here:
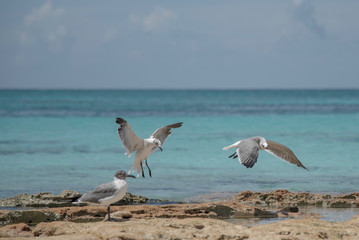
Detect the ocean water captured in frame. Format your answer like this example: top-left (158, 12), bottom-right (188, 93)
top-left (0, 90), bottom-right (358, 201)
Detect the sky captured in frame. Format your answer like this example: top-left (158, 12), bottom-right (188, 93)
top-left (0, 0), bottom-right (358, 89)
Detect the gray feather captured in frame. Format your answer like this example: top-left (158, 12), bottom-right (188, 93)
top-left (265, 140), bottom-right (309, 170)
top-left (237, 139), bottom-right (259, 168)
top-left (78, 182), bottom-right (117, 204)
top-left (151, 122), bottom-right (183, 144)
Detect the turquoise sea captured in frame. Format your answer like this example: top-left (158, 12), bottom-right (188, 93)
top-left (0, 90), bottom-right (358, 200)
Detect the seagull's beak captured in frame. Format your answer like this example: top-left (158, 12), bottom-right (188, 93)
top-left (126, 174), bottom-right (136, 178)
top-left (159, 146), bottom-right (163, 151)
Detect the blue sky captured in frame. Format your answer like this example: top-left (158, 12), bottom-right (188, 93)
top-left (0, 0), bottom-right (358, 89)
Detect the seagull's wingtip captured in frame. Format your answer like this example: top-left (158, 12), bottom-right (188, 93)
top-left (298, 163), bottom-right (310, 171)
top-left (116, 117), bottom-right (127, 125)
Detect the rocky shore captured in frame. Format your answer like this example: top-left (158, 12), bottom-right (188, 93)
top-left (235, 189), bottom-right (359, 208)
top-left (1, 189), bottom-right (359, 239)
top-left (0, 190), bottom-right (149, 208)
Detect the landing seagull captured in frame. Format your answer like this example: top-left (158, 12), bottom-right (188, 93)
top-left (116, 117), bottom-right (183, 177)
top-left (74, 170), bottom-right (135, 221)
top-left (223, 136), bottom-right (309, 170)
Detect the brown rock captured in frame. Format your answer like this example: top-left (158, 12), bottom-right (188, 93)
top-left (31, 218), bottom-right (250, 239)
top-left (0, 191), bottom-right (148, 208)
top-left (0, 191), bottom-right (81, 208)
top-left (235, 190), bottom-right (359, 208)
top-left (249, 215), bottom-right (359, 240)
top-left (0, 223), bottom-right (32, 238)
top-left (109, 211), bottom-right (132, 219)
top-left (0, 201), bottom-right (276, 226)
top-left (2, 215), bottom-right (359, 240)
top-left (2, 189), bottom-right (359, 239)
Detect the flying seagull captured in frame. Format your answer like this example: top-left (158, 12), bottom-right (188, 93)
top-left (223, 136), bottom-right (309, 170)
top-left (116, 117), bottom-right (183, 177)
top-left (74, 170), bottom-right (135, 221)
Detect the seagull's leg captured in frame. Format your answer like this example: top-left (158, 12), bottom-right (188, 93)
top-left (145, 159), bottom-right (152, 178)
top-left (228, 152), bottom-right (237, 158)
top-left (107, 205), bottom-right (112, 221)
top-left (141, 162), bottom-right (145, 178)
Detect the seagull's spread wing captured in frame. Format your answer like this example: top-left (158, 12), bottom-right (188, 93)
top-left (148, 122), bottom-right (183, 155)
top-left (78, 182), bottom-right (120, 204)
top-left (265, 140), bottom-right (309, 170)
top-left (116, 118), bottom-right (143, 157)
top-left (237, 140), bottom-right (259, 168)
top-left (150, 122), bottom-right (183, 144)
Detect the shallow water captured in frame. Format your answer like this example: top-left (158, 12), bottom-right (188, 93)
top-left (0, 90), bottom-right (358, 201)
top-left (222, 206), bottom-right (359, 226)
top-left (252, 206), bottom-right (359, 225)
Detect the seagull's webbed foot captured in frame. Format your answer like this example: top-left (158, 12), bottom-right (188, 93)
top-left (106, 205), bottom-right (114, 221)
top-left (228, 152), bottom-right (237, 159)
top-left (105, 205), bottom-right (121, 221)
top-left (145, 159), bottom-right (152, 178)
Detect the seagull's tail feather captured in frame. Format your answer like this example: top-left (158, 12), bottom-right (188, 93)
top-left (222, 145), bottom-right (234, 150)
top-left (128, 169), bottom-right (140, 178)
top-left (129, 160), bottom-right (142, 178)
top-left (223, 141), bottom-right (241, 150)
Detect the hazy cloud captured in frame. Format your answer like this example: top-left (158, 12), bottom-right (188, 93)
top-left (2, 1), bottom-right (359, 89)
top-left (47, 25), bottom-right (67, 52)
top-left (103, 28), bottom-right (120, 43)
top-left (19, 31), bottom-right (31, 45)
top-left (20, 0), bottom-right (68, 53)
top-left (130, 7), bottom-right (177, 32)
top-left (293, 0), bottom-right (325, 37)
top-left (25, 0), bottom-right (64, 25)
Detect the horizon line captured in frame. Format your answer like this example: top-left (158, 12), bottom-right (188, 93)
top-left (0, 88), bottom-right (358, 91)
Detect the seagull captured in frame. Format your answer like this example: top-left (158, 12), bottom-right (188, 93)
top-left (74, 170), bottom-right (135, 221)
top-left (223, 136), bottom-right (309, 170)
top-left (116, 117), bottom-right (183, 177)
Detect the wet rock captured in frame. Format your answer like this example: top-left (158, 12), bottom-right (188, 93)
top-left (280, 206), bottom-right (299, 213)
top-left (0, 190), bottom-right (82, 208)
top-left (207, 205), bottom-right (236, 218)
top-left (276, 206), bottom-right (321, 219)
top-left (253, 208), bottom-right (278, 218)
top-left (235, 190), bottom-right (359, 208)
top-left (0, 201), bottom-right (277, 226)
top-left (341, 193), bottom-right (359, 199)
top-left (56, 190), bottom-right (83, 200)
top-left (2, 210), bottom-right (60, 226)
top-left (115, 192), bottom-right (149, 205)
top-left (0, 191), bottom-right (149, 208)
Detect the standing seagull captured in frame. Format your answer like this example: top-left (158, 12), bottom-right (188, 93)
top-left (74, 170), bottom-right (135, 221)
top-left (223, 136), bottom-right (309, 170)
top-left (116, 117), bottom-right (183, 177)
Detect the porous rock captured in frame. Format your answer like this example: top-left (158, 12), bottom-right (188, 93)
top-left (235, 189), bottom-right (359, 208)
top-left (1, 216), bottom-right (359, 240)
top-left (0, 191), bottom-right (148, 208)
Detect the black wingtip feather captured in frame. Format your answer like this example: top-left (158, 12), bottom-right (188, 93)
top-left (168, 122), bottom-right (183, 128)
top-left (116, 118), bottom-right (127, 125)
